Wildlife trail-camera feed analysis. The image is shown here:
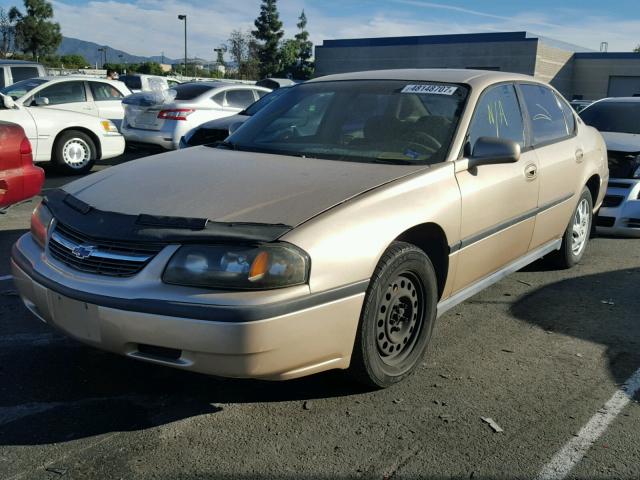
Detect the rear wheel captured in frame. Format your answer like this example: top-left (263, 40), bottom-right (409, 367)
top-left (53, 130), bottom-right (96, 175)
top-left (549, 187), bottom-right (593, 269)
top-left (349, 241), bottom-right (438, 388)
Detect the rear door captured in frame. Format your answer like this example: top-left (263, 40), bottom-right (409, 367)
top-left (518, 83), bottom-right (580, 250)
top-left (452, 82), bottom-right (539, 292)
top-left (35, 80), bottom-right (97, 116)
top-left (89, 81), bottom-right (126, 128)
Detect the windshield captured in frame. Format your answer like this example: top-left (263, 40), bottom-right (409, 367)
top-left (244, 87), bottom-right (290, 116)
top-left (580, 102), bottom-right (640, 134)
top-left (223, 80), bottom-right (469, 165)
top-left (0, 78), bottom-right (47, 100)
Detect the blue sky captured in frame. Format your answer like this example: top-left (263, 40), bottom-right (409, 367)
top-left (1, 0), bottom-right (638, 60)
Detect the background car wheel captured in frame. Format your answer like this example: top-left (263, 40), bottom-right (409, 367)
top-left (548, 187), bottom-right (593, 269)
top-left (349, 241), bottom-right (438, 388)
top-left (53, 130), bottom-right (96, 175)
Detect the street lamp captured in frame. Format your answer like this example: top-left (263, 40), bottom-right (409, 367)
top-left (178, 14), bottom-right (187, 79)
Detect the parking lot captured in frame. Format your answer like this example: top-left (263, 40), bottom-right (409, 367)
top-left (1, 153), bottom-right (639, 480)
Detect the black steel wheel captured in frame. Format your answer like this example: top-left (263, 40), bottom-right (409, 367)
top-left (350, 241), bottom-right (438, 388)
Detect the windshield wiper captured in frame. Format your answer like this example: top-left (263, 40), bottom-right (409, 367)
top-left (372, 157), bottom-right (415, 165)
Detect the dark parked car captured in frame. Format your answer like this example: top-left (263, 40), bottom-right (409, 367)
top-left (0, 121), bottom-right (44, 208)
top-left (180, 86), bottom-right (291, 148)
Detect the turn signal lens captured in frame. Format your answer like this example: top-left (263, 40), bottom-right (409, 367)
top-left (249, 251), bottom-right (270, 282)
top-left (101, 120), bottom-right (119, 133)
top-left (30, 202), bottom-right (53, 249)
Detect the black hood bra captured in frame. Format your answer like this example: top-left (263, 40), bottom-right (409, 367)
top-left (43, 188), bottom-right (292, 245)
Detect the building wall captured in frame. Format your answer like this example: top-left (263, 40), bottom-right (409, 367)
top-left (533, 42), bottom-right (574, 98)
top-left (314, 41), bottom-right (539, 78)
top-left (572, 57), bottom-right (640, 99)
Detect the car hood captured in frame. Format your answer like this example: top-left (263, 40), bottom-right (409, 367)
top-left (600, 131), bottom-right (640, 153)
top-left (63, 147), bottom-right (426, 227)
top-left (199, 114), bottom-right (249, 130)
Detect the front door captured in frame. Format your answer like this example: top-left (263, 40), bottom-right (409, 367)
top-left (452, 83), bottom-right (539, 293)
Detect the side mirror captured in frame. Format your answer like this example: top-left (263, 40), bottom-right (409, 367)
top-left (33, 97), bottom-right (50, 106)
top-left (228, 121), bottom-right (244, 135)
top-left (1, 94), bottom-right (15, 109)
top-left (468, 137), bottom-right (520, 168)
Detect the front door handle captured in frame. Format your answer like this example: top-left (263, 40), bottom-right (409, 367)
top-left (524, 163), bottom-right (537, 180)
top-left (575, 149), bottom-right (584, 163)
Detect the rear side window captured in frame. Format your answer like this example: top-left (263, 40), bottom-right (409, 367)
top-left (10, 66), bottom-right (39, 83)
top-left (468, 83), bottom-right (525, 149)
top-left (120, 75), bottom-right (142, 90)
top-left (37, 81), bottom-right (86, 105)
top-left (520, 84), bottom-right (570, 145)
top-left (225, 89), bottom-right (256, 108)
top-left (173, 83), bottom-right (216, 100)
top-left (90, 82), bottom-right (124, 101)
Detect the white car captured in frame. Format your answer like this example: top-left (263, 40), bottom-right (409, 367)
top-left (0, 93), bottom-right (125, 175)
top-left (0, 76), bottom-right (131, 129)
top-left (121, 82), bottom-right (271, 150)
top-left (580, 97), bottom-right (640, 236)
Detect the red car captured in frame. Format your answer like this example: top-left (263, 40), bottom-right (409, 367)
top-left (0, 121), bottom-right (44, 208)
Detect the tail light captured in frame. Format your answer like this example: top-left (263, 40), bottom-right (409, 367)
top-left (20, 136), bottom-right (33, 166)
top-left (158, 109), bottom-right (195, 121)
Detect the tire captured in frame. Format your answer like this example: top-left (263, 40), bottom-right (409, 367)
top-left (53, 130), bottom-right (96, 175)
top-left (548, 187), bottom-right (593, 269)
top-left (349, 241), bottom-right (438, 388)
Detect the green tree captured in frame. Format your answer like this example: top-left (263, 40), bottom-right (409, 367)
top-left (0, 7), bottom-right (15, 59)
top-left (227, 29), bottom-right (260, 80)
top-left (294, 10), bottom-right (314, 79)
top-left (137, 62), bottom-right (164, 75)
top-left (252, 0), bottom-right (284, 78)
top-left (60, 54), bottom-right (88, 68)
top-left (634, 44), bottom-right (640, 53)
top-left (277, 38), bottom-right (299, 78)
top-left (9, 0), bottom-right (62, 59)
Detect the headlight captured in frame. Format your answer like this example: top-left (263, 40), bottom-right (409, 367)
top-left (100, 120), bottom-right (119, 134)
top-left (162, 243), bottom-right (309, 290)
top-left (30, 202), bottom-right (53, 248)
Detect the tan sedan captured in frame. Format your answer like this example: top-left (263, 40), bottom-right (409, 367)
top-left (12, 69), bottom-right (608, 387)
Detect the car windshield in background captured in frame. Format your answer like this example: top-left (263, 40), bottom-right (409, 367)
top-left (0, 78), bottom-right (47, 100)
top-left (172, 83), bottom-right (219, 100)
top-left (580, 102), bottom-right (640, 134)
top-left (244, 87), bottom-right (290, 116)
top-left (225, 80), bottom-right (469, 165)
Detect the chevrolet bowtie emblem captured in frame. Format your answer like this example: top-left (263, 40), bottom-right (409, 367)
top-left (71, 245), bottom-right (96, 260)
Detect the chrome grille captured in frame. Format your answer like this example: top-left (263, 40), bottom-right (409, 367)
top-left (48, 223), bottom-right (163, 277)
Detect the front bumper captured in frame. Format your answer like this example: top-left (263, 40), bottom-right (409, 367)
top-left (11, 234), bottom-right (365, 380)
top-left (100, 134), bottom-right (126, 160)
top-left (596, 178), bottom-right (640, 237)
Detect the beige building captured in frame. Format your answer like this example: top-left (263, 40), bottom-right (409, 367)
top-left (315, 31), bottom-right (640, 100)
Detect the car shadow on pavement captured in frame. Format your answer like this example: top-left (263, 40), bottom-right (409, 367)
top-left (510, 267), bottom-right (640, 386)
top-left (0, 300), bottom-right (370, 446)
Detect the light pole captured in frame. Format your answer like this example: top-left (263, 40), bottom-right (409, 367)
top-left (97, 47), bottom-right (104, 69)
top-left (178, 14), bottom-right (187, 79)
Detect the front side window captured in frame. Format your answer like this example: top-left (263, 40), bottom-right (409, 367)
top-left (225, 80), bottom-right (469, 165)
top-left (36, 81), bottom-right (86, 105)
top-left (10, 66), bottom-right (39, 83)
top-left (520, 83), bottom-right (570, 145)
top-left (90, 82), bottom-right (124, 101)
top-left (467, 83), bottom-right (525, 149)
top-left (226, 89), bottom-right (257, 108)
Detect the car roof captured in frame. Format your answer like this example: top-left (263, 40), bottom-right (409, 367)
top-left (0, 60), bottom-right (42, 65)
top-left (36, 76), bottom-right (126, 86)
top-left (595, 97), bottom-right (640, 103)
top-left (308, 68), bottom-right (535, 88)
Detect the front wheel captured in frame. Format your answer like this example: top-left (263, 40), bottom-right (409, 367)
top-left (349, 241), bottom-right (438, 388)
top-left (549, 187), bottom-right (593, 269)
top-left (53, 130), bottom-right (97, 175)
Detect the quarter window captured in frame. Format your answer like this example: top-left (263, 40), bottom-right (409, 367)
top-left (520, 84), bottom-right (570, 145)
top-left (90, 82), bottom-right (124, 101)
top-left (468, 83), bottom-right (525, 149)
top-left (555, 92), bottom-right (576, 134)
top-left (35, 81), bottom-right (86, 105)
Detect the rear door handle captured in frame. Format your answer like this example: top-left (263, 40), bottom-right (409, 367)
top-left (524, 163), bottom-right (537, 180)
top-left (575, 149), bottom-right (584, 163)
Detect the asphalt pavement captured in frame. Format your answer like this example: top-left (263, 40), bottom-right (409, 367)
top-left (0, 152), bottom-right (638, 480)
